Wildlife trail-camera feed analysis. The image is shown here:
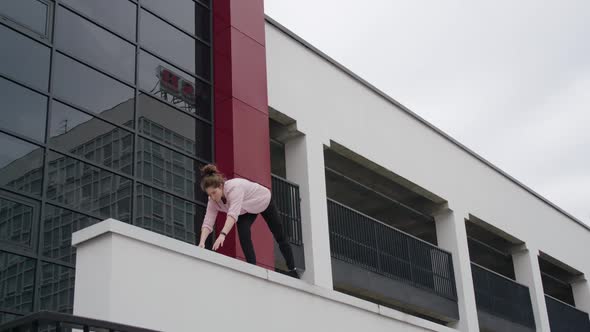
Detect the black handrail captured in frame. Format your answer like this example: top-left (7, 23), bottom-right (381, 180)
top-left (271, 174), bottom-right (303, 246)
top-left (327, 198), bottom-right (457, 301)
top-left (545, 295), bottom-right (590, 332)
top-left (0, 311), bottom-right (160, 332)
top-left (471, 263), bottom-right (535, 328)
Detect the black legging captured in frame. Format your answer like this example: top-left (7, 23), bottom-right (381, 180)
top-left (236, 197), bottom-right (296, 270)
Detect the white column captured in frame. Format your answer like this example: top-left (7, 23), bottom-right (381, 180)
top-left (512, 246), bottom-right (551, 331)
top-left (571, 276), bottom-right (590, 314)
top-left (434, 208), bottom-right (480, 332)
top-left (284, 134), bottom-right (333, 289)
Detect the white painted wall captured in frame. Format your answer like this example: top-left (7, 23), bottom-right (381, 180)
top-left (265, 19), bottom-right (590, 329)
top-left (72, 220), bottom-right (451, 332)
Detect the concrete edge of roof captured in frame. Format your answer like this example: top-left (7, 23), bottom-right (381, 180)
top-left (264, 15), bottom-right (590, 233)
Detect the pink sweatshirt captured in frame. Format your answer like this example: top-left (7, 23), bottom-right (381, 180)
top-left (201, 178), bottom-right (271, 231)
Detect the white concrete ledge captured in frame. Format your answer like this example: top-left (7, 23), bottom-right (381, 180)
top-left (73, 219), bottom-right (456, 332)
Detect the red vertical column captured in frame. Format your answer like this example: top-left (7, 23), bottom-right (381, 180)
top-left (212, 0), bottom-right (274, 269)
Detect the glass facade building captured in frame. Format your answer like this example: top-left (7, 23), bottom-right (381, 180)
top-left (0, 0), bottom-right (212, 322)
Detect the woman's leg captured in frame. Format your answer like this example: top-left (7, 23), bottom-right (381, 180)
top-left (237, 213), bottom-right (258, 265)
top-left (261, 197), bottom-right (297, 272)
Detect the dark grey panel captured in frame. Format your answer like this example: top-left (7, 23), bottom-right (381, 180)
top-left (332, 258), bottom-right (459, 322)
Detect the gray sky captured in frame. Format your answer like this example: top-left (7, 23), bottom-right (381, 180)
top-left (265, 0), bottom-right (590, 224)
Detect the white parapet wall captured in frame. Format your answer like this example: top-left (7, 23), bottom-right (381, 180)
top-left (71, 219), bottom-right (454, 332)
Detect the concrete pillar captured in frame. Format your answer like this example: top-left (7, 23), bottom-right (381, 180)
top-left (512, 246), bottom-right (551, 331)
top-left (212, 0), bottom-right (274, 268)
top-left (434, 208), bottom-right (480, 332)
top-left (284, 134), bottom-right (333, 289)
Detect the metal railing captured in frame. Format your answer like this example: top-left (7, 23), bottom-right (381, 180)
top-left (327, 199), bottom-right (457, 301)
top-left (271, 175), bottom-right (303, 246)
top-left (471, 263), bottom-right (535, 328)
top-left (0, 311), bottom-right (160, 332)
top-left (545, 295), bottom-right (590, 332)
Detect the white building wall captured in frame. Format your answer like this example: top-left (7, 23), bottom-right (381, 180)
top-left (264, 18), bottom-right (590, 329)
top-left (72, 220), bottom-right (452, 332)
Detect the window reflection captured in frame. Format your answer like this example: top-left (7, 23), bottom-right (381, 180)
top-left (138, 94), bottom-right (211, 160)
top-left (39, 263), bottom-right (75, 313)
top-left (0, 78), bottom-right (47, 142)
top-left (60, 0), bottom-right (136, 41)
top-left (49, 102), bottom-right (134, 175)
top-left (46, 151), bottom-right (132, 222)
top-left (0, 132), bottom-right (44, 196)
top-left (0, 24), bottom-right (50, 90)
top-left (0, 192), bottom-right (36, 248)
top-left (138, 51), bottom-right (210, 120)
top-left (140, 9), bottom-right (210, 79)
top-left (55, 7), bottom-right (135, 82)
top-left (43, 205), bottom-right (100, 264)
top-left (137, 137), bottom-right (206, 201)
top-left (0, 252), bottom-right (35, 313)
top-left (0, 0), bottom-right (50, 37)
top-left (135, 184), bottom-right (204, 243)
top-left (52, 54), bottom-right (135, 127)
top-left (140, 0), bottom-right (209, 41)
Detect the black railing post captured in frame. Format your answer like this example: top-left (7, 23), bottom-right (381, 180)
top-left (406, 236), bottom-right (414, 287)
top-left (471, 263), bottom-right (536, 328)
top-left (373, 221), bottom-right (381, 271)
top-left (271, 174), bottom-right (303, 246)
top-left (546, 294), bottom-right (590, 331)
top-left (327, 199), bottom-right (456, 301)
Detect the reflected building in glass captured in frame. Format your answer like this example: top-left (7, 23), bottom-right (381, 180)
top-left (0, 0), bottom-right (212, 322)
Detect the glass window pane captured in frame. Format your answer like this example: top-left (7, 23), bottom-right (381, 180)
top-left (60, 0), bottom-right (136, 41)
top-left (0, 312), bottom-right (22, 324)
top-left (138, 94), bottom-right (211, 160)
top-left (0, 132), bottom-right (44, 197)
top-left (140, 9), bottom-right (210, 80)
top-left (49, 101), bottom-right (134, 175)
top-left (43, 205), bottom-right (100, 264)
top-left (135, 184), bottom-right (204, 243)
top-left (0, 0), bottom-right (49, 36)
top-left (46, 151), bottom-right (132, 222)
top-left (0, 78), bottom-right (47, 142)
top-left (140, 0), bottom-right (209, 41)
top-left (0, 252), bottom-right (35, 313)
top-left (137, 137), bottom-right (207, 201)
top-left (0, 25), bottom-right (50, 90)
top-left (53, 54), bottom-right (135, 128)
top-left (138, 51), bottom-right (210, 120)
top-left (39, 263), bottom-right (75, 313)
top-left (0, 191), bottom-right (38, 247)
top-left (55, 7), bottom-right (135, 82)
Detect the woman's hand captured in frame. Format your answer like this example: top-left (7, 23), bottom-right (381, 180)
top-left (213, 234), bottom-right (225, 251)
top-left (198, 242), bottom-right (205, 249)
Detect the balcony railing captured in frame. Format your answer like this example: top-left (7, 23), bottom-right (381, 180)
top-left (545, 295), bottom-right (590, 332)
top-left (271, 174), bottom-right (303, 246)
top-left (0, 311), bottom-right (160, 332)
top-left (471, 263), bottom-right (535, 328)
top-left (327, 199), bottom-right (457, 301)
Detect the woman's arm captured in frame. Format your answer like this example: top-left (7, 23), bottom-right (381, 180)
top-left (212, 187), bottom-right (244, 250)
top-left (198, 199), bottom-right (218, 247)
top-left (198, 227), bottom-right (211, 248)
top-left (212, 215), bottom-right (236, 250)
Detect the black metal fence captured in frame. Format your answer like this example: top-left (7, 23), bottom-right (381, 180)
top-left (0, 311), bottom-right (160, 332)
top-left (271, 175), bottom-right (303, 246)
top-left (546, 295), bottom-right (590, 332)
top-left (471, 263), bottom-right (535, 328)
top-left (327, 199), bottom-right (457, 301)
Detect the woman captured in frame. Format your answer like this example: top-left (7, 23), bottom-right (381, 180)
top-left (197, 164), bottom-right (299, 279)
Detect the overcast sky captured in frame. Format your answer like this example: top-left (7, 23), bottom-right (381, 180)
top-left (265, 0), bottom-right (590, 224)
